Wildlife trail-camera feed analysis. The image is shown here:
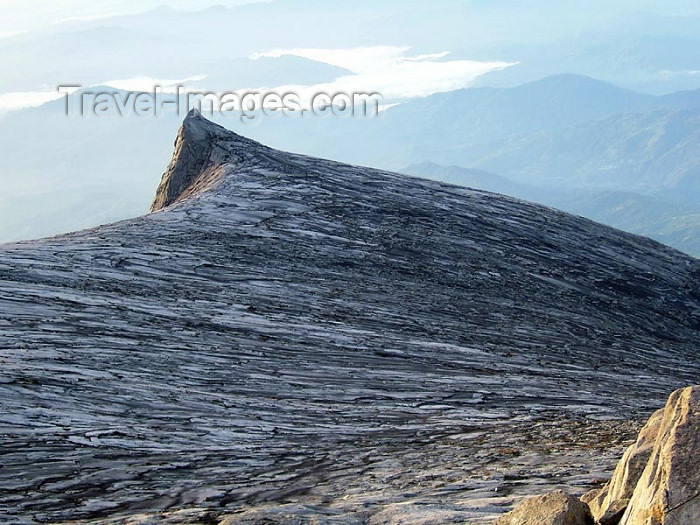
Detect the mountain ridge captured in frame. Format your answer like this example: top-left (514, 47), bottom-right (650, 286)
top-left (1, 114), bottom-right (699, 523)
top-left (2, 74), bottom-right (699, 251)
top-left (404, 162), bottom-right (700, 258)
top-left (151, 109), bottom-right (257, 211)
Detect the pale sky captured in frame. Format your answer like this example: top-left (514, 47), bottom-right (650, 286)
top-left (0, 0), bottom-right (264, 36)
top-left (0, 0), bottom-right (697, 112)
top-left (2, 0), bottom-right (697, 38)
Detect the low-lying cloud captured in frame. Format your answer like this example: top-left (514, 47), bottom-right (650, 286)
top-left (253, 46), bottom-right (516, 100)
top-left (0, 76), bottom-right (206, 114)
top-left (0, 47), bottom-right (514, 114)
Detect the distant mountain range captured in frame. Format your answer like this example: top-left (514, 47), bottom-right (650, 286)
top-left (0, 4), bottom-right (355, 94)
top-left (3, 3), bottom-right (697, 94)
top-left (309, 74), bottom-right (700, 176)
top-left (405, 162), bottom-right (700, 258)
top-left (468, 11), bottom-right (700, 94)
top-left (251, 74), bottom-right (700, 256)
top-left (0, 74), bottom-right (698, 257)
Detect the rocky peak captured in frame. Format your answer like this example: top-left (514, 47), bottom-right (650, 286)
top-left (150, 110), bottom-right (256, 212)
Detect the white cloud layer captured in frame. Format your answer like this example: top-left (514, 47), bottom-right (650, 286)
top-left (0, 48), bottom-right (513, 114)
top-left (254, 46), bottom-right (515, 100)
top-left (0, 90), bottom-right (69, 113)
top-left (101, 75), bottom-right (207, 92)
top-left (0, 77), bottom-right (205, 114)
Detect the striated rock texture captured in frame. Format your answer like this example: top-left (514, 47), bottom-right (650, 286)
top-left (218, 504), bottom-right (364, 524)
top-left (619, 385), bottom-right (700, 525)
top-left (150, 109), bottom-right (262, 211)
top-left (493, 490), bottom-right (594, 525)
top-left (0, 114), bottom-right (699, 524)
top-left (584, 408), bottom-right (664, 523)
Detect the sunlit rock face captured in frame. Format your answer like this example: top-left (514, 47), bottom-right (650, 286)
top-left (493, 489), bottom-right (595, 525)
top-left (0, 113), bottom-right (699, 524)
top-left (619, 386), bottom-right (700, 525)
top-left (584, 408), bottom-right (664, 523)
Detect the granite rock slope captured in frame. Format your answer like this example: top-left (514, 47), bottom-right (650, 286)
top-left (0, 112), bottom-right (699, 523)
top-left (150, 109), bottom-right (262, 212)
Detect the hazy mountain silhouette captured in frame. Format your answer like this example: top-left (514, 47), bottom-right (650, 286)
top-left (1, 75), bottom-right (699, 258)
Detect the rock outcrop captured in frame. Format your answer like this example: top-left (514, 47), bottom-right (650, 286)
top-left (618, 385), bottom-right (700, 525)
top-left (578, 386), bottom-right (700, 525)
top-left (150, 109), bottom-right (261, 211)
top-left (583, 408), bottom-right (664, 523)
top-left (493, 490), bottom-right (595, 525)
top-left (500, 386), bottom-right (700, 525)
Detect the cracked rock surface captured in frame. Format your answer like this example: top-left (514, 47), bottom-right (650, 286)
top-left (618, 385), bottom-right (700, 525)
top-left (0, 113), bottom-right (699, 524)
top-left (584, 407), bottom-right (664, 522)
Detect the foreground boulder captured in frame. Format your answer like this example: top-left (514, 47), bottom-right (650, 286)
top-left (583, 408), bottom-right (664, 523)
top-left (493, 490), bottom-right (595, 525)
top-left (618, 385), bottom-right (700, 525)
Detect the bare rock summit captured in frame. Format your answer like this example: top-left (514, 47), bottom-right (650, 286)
top-left (150, 109), bottom-right (262, 211)
top-left (1, 113), bottom-right (699, 523)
